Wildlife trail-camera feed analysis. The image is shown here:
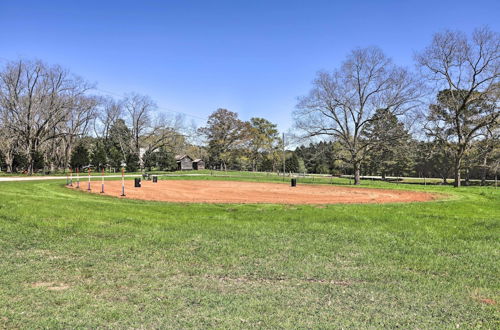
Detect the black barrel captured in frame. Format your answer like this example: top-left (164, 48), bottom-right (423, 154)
top-left (134, 178), bottom-right (141, 187)
top-left (152, 175), bottom-right (158, 183)
top-left (291, 178), bottom-right (297, 187)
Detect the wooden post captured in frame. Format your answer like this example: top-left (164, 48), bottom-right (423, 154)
top-left (76, 168), bottom-right (80, 189)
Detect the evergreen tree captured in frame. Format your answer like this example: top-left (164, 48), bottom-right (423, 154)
top-left (107, 146), bottom-right (124, 170)
top-left (126, 152), bottom-right (140, 172)
top-left (142, 149), bottom-right (156, 171)
top-left (91, 140), bottom-right (107, 169)
top-left (108, 119), bottom-right (132, 161)
top-left (285, 153), bottom-right (300, 173)
top-left (157, 148), bottom-right (177, 171)
top-left (70, 144), bottom-right (90, 170)
top-left (12, 152), bottom-right (28, 172)
top-left (363, 109), bottom-right (412, 179)
top-left (32, 151), bottom-right (45, 173)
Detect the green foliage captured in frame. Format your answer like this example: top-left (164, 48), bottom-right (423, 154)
top-left (295, 141), bottom-right (340, 174)
top-left (142, 149), bottom-right (156, 171)
top-left (199, 109), bottom-right (250, 170)
top-left (107, 146), bottom-right (123, 169)
top-left (248, 117), bottom-right (280, 171)
top-left (11, 152), bottom-right (28, 172)
top-left (260, 154), bottom-right (275, 172)
top-left (285, 152), bottom-right (300, 173)
top-left (90, 140), bottom-right (107, 169)
top-left (363, 109), bottom-right (413, 178)
top-left (108, 119), bottom-right (132, 160)
top-left (157, 148), bottom-right (177, 171)
top-left (125, 152), bottom-right (140, 172)
top-left (32, 151), bottom-right (45, 172)
top-left (70, 144), bottom-right (89, 170)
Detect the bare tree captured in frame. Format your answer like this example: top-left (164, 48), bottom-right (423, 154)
top-left (416, 27), bottom-right (500, 187)
top-left (294, 47), bottom-right (423, 184)
top-left (0, 60), bottom-right (95, 174)
top-left (94, 96), bottom-right (123, 141)
top-left (123, 93), bottom-right (157, 156)
top-left (142, 113), bottom-right (188, 153)
top-left (0, 118), bottom-right (16, 172)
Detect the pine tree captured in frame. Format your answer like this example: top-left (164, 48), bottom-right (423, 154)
top-left (70, 144), bottom-right (89, 170)
top-left (91, 140), bottom-right (107, 169)
top-left (157, 148), bottom-right (176, 171)
top-left (142, 149), bottom-right (157, 171)
top-left (363, 109), bottom-right (412, 179)
top-left (285, 153), bottom-right (300, 173)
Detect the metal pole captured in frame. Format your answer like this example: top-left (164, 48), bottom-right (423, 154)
top-left (101, 168), bottom-right (105, 193)
top-left (282, 133), bottom-right (285, 182)
top-left (121, 167), bottom-right (126, 196)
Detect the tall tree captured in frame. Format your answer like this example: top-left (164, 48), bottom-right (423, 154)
top-left (416, 27), bottom-right (500, 187)
top-left (0, 59), bottom-right (95, 174)
top-left (108, 119), bottom-right (132, 162)
top-left (294, 47), bottom-right (423, 184)
top-left (70, 143), bottom-right (89, 170)
top-left (199, 109), bottom-right (249, 170)
top-left (248, 117), bottom-right (280, 171)
top-left (362, 109), bottom-right (413, 179)
top-left (156, 147), bottom-right (177, 171)
top-left (90, 139), bottom-right (107, 169)
top-left (123, 93), bottom-right (156, 157)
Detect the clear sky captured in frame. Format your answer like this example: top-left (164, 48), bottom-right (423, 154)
top-left (1, 0), bottom-right (499, 131)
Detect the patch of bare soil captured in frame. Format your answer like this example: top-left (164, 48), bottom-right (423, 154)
top-left (30, 282), bottom-right (70, 291)
top-left (69, 180), bottom-right (438, 205)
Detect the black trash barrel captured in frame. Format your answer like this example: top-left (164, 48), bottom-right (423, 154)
top-left (152, 175), bottom-right (158, 183)
top-left (134, 178), bottom-right (141, 187)
top-left (291, 178), bottom-right (297, 187)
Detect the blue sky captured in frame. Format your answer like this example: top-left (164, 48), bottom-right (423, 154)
top-left (1, 0), bottom-right (499, 131)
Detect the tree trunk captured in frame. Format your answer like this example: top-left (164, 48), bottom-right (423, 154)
top-left (481, 168), bottom-right (487, 186)
top-left (480, 157), bottom-right (488, 186)
top-left (454, 158), bottom-right (461, 187)
top-left (5, 150), bottom-right (13, 173)
top-left (353, 162), bottom-right (361, 185)
top-left (27, 148), bottom-right (35, 175)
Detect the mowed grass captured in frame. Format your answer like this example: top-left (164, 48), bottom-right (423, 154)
top-left (0, 176), bottom-right (498, 328)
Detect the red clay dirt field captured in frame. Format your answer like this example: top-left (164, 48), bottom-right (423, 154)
top-left (68, 179), bottom-right (438, 205)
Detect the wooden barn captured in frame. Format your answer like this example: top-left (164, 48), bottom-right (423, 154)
top-left (175, 155), bottom-right (193, 171)
top-left (192, 159), bottom-right (205, 170)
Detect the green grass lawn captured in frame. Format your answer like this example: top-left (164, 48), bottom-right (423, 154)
top-left (0, 175), bottom-right (498, 328)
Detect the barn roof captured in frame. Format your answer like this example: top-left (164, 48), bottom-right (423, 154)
top-left (175, 155), bottom-right (192, 161)
top-left (193, 159), bottom-right (203, 162)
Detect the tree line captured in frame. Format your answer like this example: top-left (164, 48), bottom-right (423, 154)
top-left (0, 27), bottom-right (498, 187)
top-left (294, 27), bottom-right (499, 187)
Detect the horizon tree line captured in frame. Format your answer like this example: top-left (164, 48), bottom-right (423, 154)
top-left (0, 27), bottom-right (498, 187)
